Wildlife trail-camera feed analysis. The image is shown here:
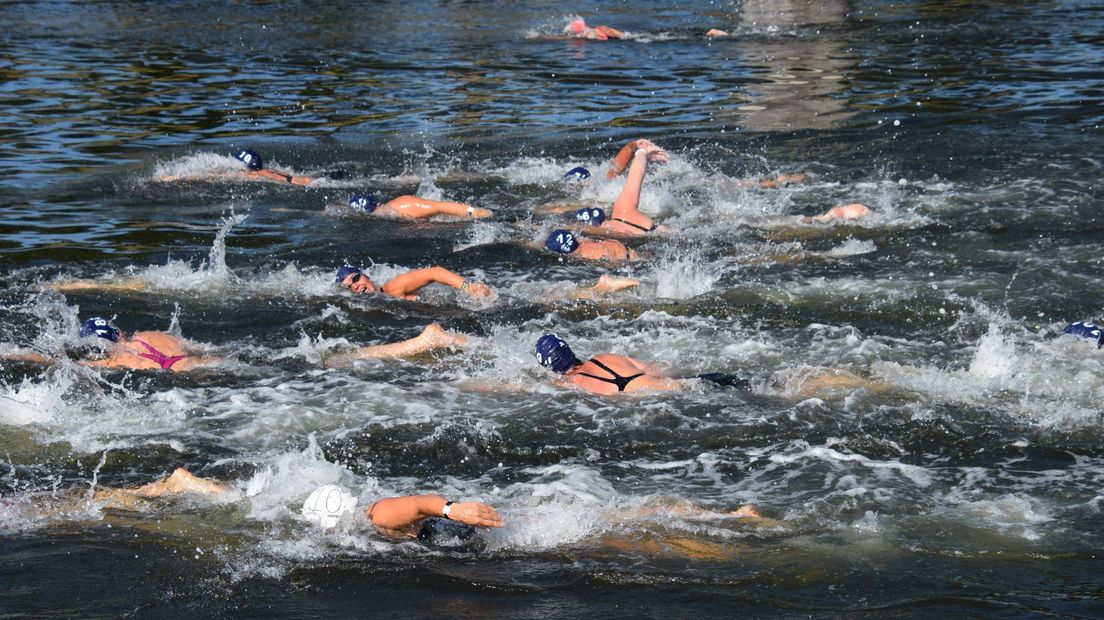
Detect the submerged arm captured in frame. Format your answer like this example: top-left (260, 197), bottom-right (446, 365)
top-left (246, 169), bottom-right (314, 186)
top-left (324, 324), bottom-right (466, 367)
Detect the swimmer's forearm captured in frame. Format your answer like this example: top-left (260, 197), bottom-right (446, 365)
top-left (382, 267), bottom-right (453, 296)
top-left (369, 495), bottom-right (448, 529)
top-left (607, 140), bottom-right (641, 178)
top-left (611, 150), bottom-right (649, 217)
top-left (1, 351), bottom-right (53, 364)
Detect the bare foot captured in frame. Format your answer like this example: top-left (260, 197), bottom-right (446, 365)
top-left (730, 504), bottom-right (762, 519)
top-left (812, 203), bottom-right (871, 222)
top-left (420, 323), bottom-right (467, 348)
top-left (705, 28), bottom-right (729, 37)
top-left (593, 274), bottom-right (641, 293)
top-left (166, 468), bottom-right (229, 496)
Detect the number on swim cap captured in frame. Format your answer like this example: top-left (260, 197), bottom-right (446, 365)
top-left (300, 484), bottom-right (357, 528)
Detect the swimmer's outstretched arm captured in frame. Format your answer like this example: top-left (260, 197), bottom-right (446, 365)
top-left (381, 267), bottom-right (494, 299)
top-left (381, 196), bottom-right (492, 219)
top-left (367, 494), bottom-right (504, 529)
top-left (324, 323), bottom-right (467, 367)
top-left (47, 278), bottom-right (150, 293)
top-left (755, 172), bottom-right (806, 189)
top-left (0, 350), bottom-right (53, 364)
top-left (245, 169), bottom-right (314, 186)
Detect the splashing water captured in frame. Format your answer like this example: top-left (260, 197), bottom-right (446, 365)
top-left (652, 246), bottom-right (724, 299)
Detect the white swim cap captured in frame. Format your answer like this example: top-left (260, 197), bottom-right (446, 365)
top-left (300, 484), bottom-right (358, 528)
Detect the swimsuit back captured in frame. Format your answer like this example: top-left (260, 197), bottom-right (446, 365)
top-left (612, 217), bottom-right (656, 233)
top-left (134, 339), bottom-right (187, 370)
top-left (578, 358), bottom-right (646, 392)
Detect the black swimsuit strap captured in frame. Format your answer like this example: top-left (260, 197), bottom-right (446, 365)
top-left (612, 217), bottom-right (656, 232)
top-left (580, 358), bottom-right (645, 392)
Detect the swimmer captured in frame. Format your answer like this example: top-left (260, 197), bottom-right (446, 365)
top-left (300, 484), bottom-right (503, 544)
top-left (324, 323), bottom-right (468, 368)
top-left (92, 467), bottom-right (231, 510)
top-left (599, 140), bottom-right (670, 236)
top-left (348, 194), bottom-right (492, 220)
top-left (158, 149), bottom-right (314, 185)
top-left (811, 203), bottom-right (871, 222)
top-left (13, 469), bottom-right (502, 545)
top-left (565, 16), bottom-right (625, 40)
top-left (1062, 321), bottom-right (1103, 347)
top-left (336, 265), bottom-right (494, 301)
top-left (233, 149), bottom-right (315, 186)
top-left (544, 229), bottom-right (638, 262)
top-left (534, 333), bottom-right (683, 395)
top-left (3, 317), bottom-right (219, 372)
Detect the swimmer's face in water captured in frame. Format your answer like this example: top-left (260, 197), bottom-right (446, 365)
top-left (341, 272), bottom-right (377, 294)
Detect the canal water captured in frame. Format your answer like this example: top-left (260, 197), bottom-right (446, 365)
top-left (2, 1), bottom-right (1103, 617)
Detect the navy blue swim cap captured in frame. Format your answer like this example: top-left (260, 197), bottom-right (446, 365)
top-left (545, 229), bottom-right (580, 254)
top-left (235, 149), bottom-right (263, 171)
top-left (535, 333), bottom-right (579, 373)
top-left (349, 194), bottom-right (379, 213)
top-left (80, 317), bottom-right (119, 342)
top-left (575, 207), bottom-right (605, 226)
top-left (1063, 321), bottom-right (1104, 348)
top-left (563, 166), bottom-right (591, 181)
top-left (335, 265), bottom-right (362, 283)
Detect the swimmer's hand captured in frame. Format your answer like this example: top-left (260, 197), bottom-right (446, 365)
top-left (705, 28), bottom-right (730, 37)
top-left (447, 501), bottom-right (504, 528)
top-left (608, 138), bottom-right (667, 178)
top-left (636, 143), bottom-right (669, 164)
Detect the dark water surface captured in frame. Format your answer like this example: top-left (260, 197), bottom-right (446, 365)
top-left (2, 0), bottom-right (1104, 617)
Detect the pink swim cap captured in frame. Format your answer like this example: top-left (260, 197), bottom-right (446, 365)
top-left (568, 18), bottom-right (586, 35)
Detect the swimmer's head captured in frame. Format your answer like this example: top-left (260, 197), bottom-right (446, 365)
top-left (335, 265), bottom-right (361, 283)
top-left (349, 194), bottom-right (379, 213)
top-left (536, 333), bottom-right (580, 373)
top-left (545, 229), bottom-right (580, 254)
top-left (567, 17), bottom-right (587, 35)
top-left (300, 484), bottom-right (358, 528)
top-left (80, 317), bottom-right (120, 342)
top-left (234, 149), bottom-right (263, 171)
top-left (336, 265), bottom-right (376, 293)
top-left (575, 207), bottom-right (605, 226)
top-left (1063, 321), bottom-right (1104, 348)
top-left (563, 166), bottom-right (591, 182)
